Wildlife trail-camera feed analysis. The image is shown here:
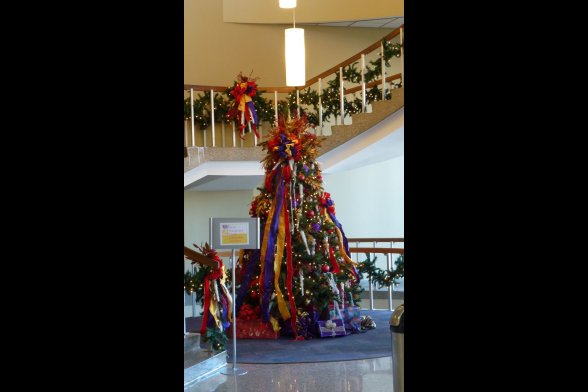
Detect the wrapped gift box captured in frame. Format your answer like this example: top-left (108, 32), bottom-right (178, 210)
top-left (329, 304), bottom-right (361, 327)
top-left (233, 319), bottom-right (279, 339)
top-left (317, 319), bottom-right (346, 338)
top-left (328, 304), bottom-right (343, 321)
top-left (342, 305), bottom-right (361, 331)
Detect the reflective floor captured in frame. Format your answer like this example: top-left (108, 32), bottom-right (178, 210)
top-left (187, 356), bottom-right (393, 392)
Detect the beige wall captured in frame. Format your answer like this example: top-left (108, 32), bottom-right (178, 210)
top-left (222, 0), bottom-right (404, 24)
top-left (185, 0), bottom-right (394, 86)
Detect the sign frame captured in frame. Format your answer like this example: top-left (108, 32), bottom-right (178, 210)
top-left (209, 217), bottom-right (260, 250)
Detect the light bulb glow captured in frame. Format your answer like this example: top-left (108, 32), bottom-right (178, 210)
top-left (285, 28), bottom-right (305, 86)
top-left (279, 0), bottom-right (297, 8)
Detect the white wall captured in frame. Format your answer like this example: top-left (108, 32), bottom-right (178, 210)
top-left (321, 155), bottom-right (404, 238)
top-left (184, 189), bottom-right (257, 319)
top-left (184, 189), bottom-right (256, 250)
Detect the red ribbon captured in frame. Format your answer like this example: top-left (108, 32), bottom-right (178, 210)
top-left (199, 254), bottom-right (223, 335)
top-left (328, 244), bottom-right (341, 274)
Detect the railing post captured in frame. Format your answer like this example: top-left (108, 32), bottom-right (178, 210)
top-left (318, 78), bottom-right (323, 134)
top-left (361, 54), bottom-right (366, 112)
top-left (184, 270), bottom-right (187, 336)
top-left (370, 240), bottom-right (376, 310)
top-left (387, 253), bottom-right (393, 311)
top-left (274, 90), bottom-right (278, 125)
top-left (192, 264), bottom-right (197, 317)
top-left (232, 122), bottom-right (236, 147)
top-left (400, 27), bottom-right (404, 87)
top-left (339, 66), bottom-right (344, 125)
top-left (210, 89), bottom-right (216, 147)
top-left (184, 119), bottom-right (188, 147)
top-left (190, 88), bottom-right (195, 147)
top-left (221, 121), bottom-right (226, 147)
top-left (381, 42), bottom-right (386, 100)
top-left (296, 89), bottom-right (300, 118)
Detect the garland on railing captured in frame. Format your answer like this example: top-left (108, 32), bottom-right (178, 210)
top-left (184, 242), bottom-right (232, 352)
top-left (184, 39), bottom-right (402, 130)
top-left (357, 253), bottom-right (404, 288)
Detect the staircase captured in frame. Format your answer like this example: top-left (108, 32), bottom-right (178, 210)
top-left (184, 332), bottom-right (227, 389)
top-left (184, 88), bottom-right (403, 188)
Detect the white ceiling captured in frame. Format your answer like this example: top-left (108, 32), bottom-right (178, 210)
top-left (301, 17), bottom-right (404, 29)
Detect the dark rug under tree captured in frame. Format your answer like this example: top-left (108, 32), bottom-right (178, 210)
top-left (186, 310), bottom-right (393, 364)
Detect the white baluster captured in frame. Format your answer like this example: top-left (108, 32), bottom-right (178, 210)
top-left (361, 54), bottom-right (366, 112)
top-left (210, 89), bottom-right (215, 147)
top-left (190, 88), bottom-right (195, 146)
top-left (381, 42), bottom-right (386, 100)
top-left (339, 66), bottom-right (344, 125)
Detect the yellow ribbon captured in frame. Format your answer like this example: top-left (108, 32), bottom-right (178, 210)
top-left (273, 210), bottom-right (291, 320)
top-left (237, 82), bottom-right (253, 112)
top-left (219, 266), bottom-right (233, 322)
top-left (208, 280), bottom-right (221, 329)
top-left (324, 211), bottom-right (358, 266)
top-left (269, 315), bottom-right (281, 332)
top-left (259, 202), bottom-right (276, 298)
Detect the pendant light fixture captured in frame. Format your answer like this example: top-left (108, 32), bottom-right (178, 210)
top-left (281, 0), bottom-right (305, 86)
top-left (279, 0), bottom-right (296, 9)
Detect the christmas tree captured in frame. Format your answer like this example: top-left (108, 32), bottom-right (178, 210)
top-left (235, 116), bottom-right (363, 339)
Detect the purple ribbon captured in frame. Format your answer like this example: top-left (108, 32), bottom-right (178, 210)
top-left (261, 170), bottom-right (285, 322)
top-left (328, 211), bottom-right (350, 256)
top-left (328, 209), bottom-right (361, 280)
top-left (220, 292), bottom-right (230, 330)
top-left (246, 101), bottom-right (258, 127)
top-left (235, 249), bottom-right (260, 312)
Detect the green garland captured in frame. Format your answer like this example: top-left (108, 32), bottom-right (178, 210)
top-left (357, 253), bottom-right (404, 288)
top-left (185, 39), bottom-right (402, 130)
top-left (184, 243), bottom-right (233, 352)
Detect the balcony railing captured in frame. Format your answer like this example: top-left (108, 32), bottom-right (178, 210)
top-left (347, 237), bottom-right (404, 311)
top-left (183, 25), bottom-right (404, 149)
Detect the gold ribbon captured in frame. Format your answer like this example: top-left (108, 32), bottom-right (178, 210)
top-left (208, 280), bottom-right (221, 329)
top-left (273, 209), bottom-right (291, 320)
top-left (218, 265), bottom-right (233, 322)
top-left (269, 315), bottom-right (281, 332)
top-left (323, 210), bottom-right (358, 266)
top-left (237, 82), bottom-right (253, 112)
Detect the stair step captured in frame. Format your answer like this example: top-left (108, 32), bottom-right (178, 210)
top-left (184, 350), bottom-right (227, 388)
top-left (184, 332), bottom-right (201, 352)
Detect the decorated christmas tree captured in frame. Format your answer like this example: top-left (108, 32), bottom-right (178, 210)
top-left (235, 115), bottom-right (364, 339)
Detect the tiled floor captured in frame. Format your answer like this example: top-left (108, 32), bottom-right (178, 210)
top-left (187, 356), bottom-right (393, 392)
top-left (186, 298), bottom-right (403, 391)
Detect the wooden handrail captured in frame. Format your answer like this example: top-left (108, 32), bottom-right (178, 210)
top-left (347, 238), bottom-right (404, 243)
top-left (184, 25), bottom-right (403, 93)
top-left (184, 84), bottom-right (229, 92)
top-left (183, 85), bottom-right (297, 94)
top-left (304, 26), bottom-right (402, 88)
top-left (183, 246), bottom-right (220, 269)
top-left (345, 73), bottom-right (402, 95)
top-left (348, 247), bottom-right (404, 254)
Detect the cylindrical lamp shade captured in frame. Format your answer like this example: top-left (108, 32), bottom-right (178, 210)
top-left (285, 28), bottom-right (305, 86)
top-left (279, 0), bottom-right (297, 8)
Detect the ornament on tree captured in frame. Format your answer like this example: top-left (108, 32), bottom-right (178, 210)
top-left (227, 71), bottom-right (260, 139)
top-left (321, 264), bottom-right (330, 273)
